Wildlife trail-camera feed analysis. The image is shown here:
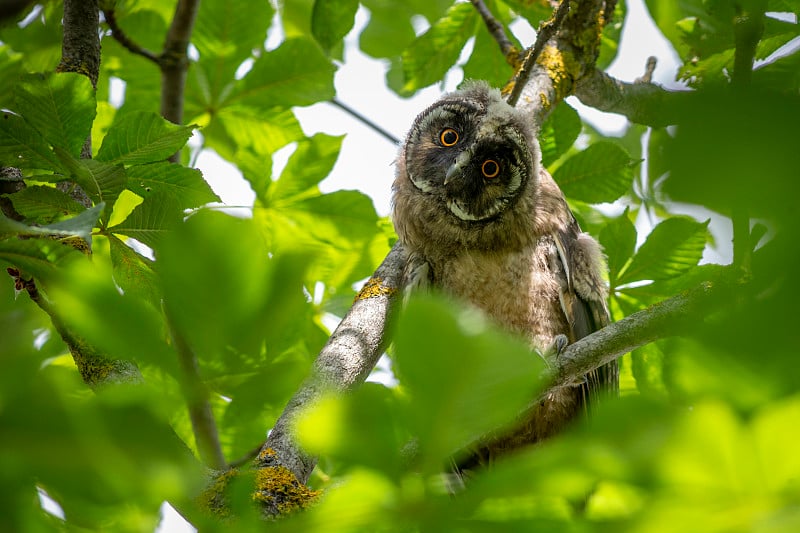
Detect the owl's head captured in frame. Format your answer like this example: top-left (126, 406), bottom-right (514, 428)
top-left (399, 81), bottom-right (540, 223)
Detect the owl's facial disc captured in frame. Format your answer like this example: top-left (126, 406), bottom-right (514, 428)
top-left (442, 128), bottom-right (530, 222)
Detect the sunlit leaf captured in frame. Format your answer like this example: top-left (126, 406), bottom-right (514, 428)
top-left (393, 294), bottom-right (545, 472)
top-left (108, 193), bottom-right (183, 249)
top-left (13, 72), bottom-right (95, 157)
top-left (268, 133), bottom-right (344, 202)
top-left (125, 162), bottom-right (219, 209)
top-left (96, 111), bottom-right (195, 166)
top-left (312, 0), bottom-right (359, 52)
top-left (400, 3), bottom-right (477, 94)
top-left (0, 111), bottom-right (61, 171)
top-left (108, 234), bottom-right (161, 306)
top-left (6, 185), bottom-right (85, 223)
top-left (231, 38), bottom-right (335, 108)
top-left (616, 216), bottom-right (709, 286)
top-left (599, 209), bottom-right (637, 289)
top-left (540, 102), bottom-right (582, 168)
top-left (553, 141), bottom-right (637, 204)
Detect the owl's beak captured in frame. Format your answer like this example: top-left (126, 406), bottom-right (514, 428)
top-left (444, 150), bottom-right (472, 186)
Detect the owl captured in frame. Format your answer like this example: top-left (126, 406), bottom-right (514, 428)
top-left (392, 81), bottom-right (618, 470)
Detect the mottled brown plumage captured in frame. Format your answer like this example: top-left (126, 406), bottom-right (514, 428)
top-left (392, 81), bottom-right (618, 470)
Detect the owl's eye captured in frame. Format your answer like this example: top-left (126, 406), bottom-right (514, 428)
top-left (481, 159), bottom-right (500, 179)
top-left (439, 128), bottom-right (459, 146)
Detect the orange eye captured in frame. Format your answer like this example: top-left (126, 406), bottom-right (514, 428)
top-left (481, 159), bottom-right (500, 178)
top-left (439, 128), bottom-right (459, 146)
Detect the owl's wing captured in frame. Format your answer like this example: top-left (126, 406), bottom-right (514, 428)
top-left (552, 220), bottom-right (619, 407)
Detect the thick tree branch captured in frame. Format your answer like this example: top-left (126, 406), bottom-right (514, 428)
top-left (573, 68), bottom-right (691, 127)
top-left (256, 243), bottom-right (406, 485)
top-left (161, 0), bottom-right (199, 130)
top-left (550, 281), bottom-right (724, 389)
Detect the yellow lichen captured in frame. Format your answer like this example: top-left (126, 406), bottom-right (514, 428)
top-left (539, 92), bottom-right (551, 111)
top-left (253, 466), bottom-right (321, 516)
top-left (197, 468), bottom-right (240, 519)
top-left (354, 277), bottom-right (397, 302)
top-left (536, 45), bottom-right (580, 101)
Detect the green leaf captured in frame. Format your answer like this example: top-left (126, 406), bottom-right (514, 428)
top-left (96, 111), bottom-right (195, 166)
top-left (0, 237), bottom-right (80, 278)
top-left (125, 162), bottom-right (220, 209)
top-left (108, 193), bottom-right (183, 249)
top-left (108, 234), bottom-right (161, 306)
top-left (157, 210), bottom-right (311, 368)
top-left (0, 203), bottom-right (102, 242)
top-left (7, 185), bottom-right (86, 223)
top-left (501, 0), bottom-right (553, 27)
top-left (540, 102), bottom-right (582, 168)
top-left (56, 150), bottom-right (126, 223)
top-left (193, 0), bottom-right (273, 64)
top-left (596, 0), bottom-right (627, 70)
top-left (191, 0), bottom-right (274, 109)
top-left (617, 216), bottom-right (709, 286)
top-left (393, 294), bottom-right (545, 472)
top-left (462, 18), bottom-right (517, 89)
top-left (553, 141), bottom-right (637, 204)
top-left (0, 46), bottom-right (23, 110)
top-left (631, 342), bottom-right (668, 396)
top-left (13, 72), bottom-right (96, 157)
top-left (269, 133), bottom-right (344, 202)
top-left (358, 4), bottom-right (417, 59)
top-left (296, 384), bottom-right (407, 476)
top-left (264, 189), bottom-right (386, 291)
top-left (643, 0), bottom-right (705, 57)
top-left (312, 0), bottom-right (360, 52)
top-left (206, 105), bottom-right (304, 162)
top-left (600, 209), bottom-right (637, 289)
top-left (231, 38), bottom-right (335, 108)
top-left (0, 111), bottom-right (61, 171)
top-left (400, 3), bottom-right (477, 94)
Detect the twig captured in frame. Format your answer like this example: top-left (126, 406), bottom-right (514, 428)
top-left (635, 56), bottom-right (657, 84)
top-left (228, 443), bottom-right (264, 469)
top-left (470, 0), bottom-right (515, 58)
top-left (167, 310), bottom-right (227, 470)
top-left (6, 268), bottom-right (143, 386)
top-left (329, 98), bottom-right (400, 145)
top-left (103, 8), bottom-right (160, 64)
top-left (506, 0), bottom-right (571, 107)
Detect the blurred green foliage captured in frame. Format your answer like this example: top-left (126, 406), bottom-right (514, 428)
top-left (0, 0), bottom-right (799, 530)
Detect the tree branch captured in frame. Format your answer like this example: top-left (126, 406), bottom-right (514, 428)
top-left (6, 268), bottom-right (143, 386)
top-left (257, 243), bottom-right (406, 485)
top-left (470, 0), bottom-right (517, 62)
top-left (161, 0), bottom-right (200, 131)
top-left (506, 0), bottom-right (571, 108)
top-left (549, 280), bottom-right (725, 389)
top-left (103, 8), bottom-right (160, 64)
top-left (167, 311), bottom-right (227, 470)
top-left (329, 98), bottom-right (400, 145)
top-left (573, 68), bottom-right (691, 127)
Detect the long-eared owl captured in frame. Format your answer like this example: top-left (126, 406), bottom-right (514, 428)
top-left (392, 81), bottom-right (618, 468)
